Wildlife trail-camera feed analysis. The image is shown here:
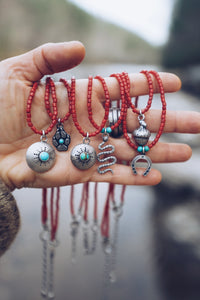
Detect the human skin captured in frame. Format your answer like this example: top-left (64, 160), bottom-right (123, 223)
top-left (0, 41), bottom-right (199, 190)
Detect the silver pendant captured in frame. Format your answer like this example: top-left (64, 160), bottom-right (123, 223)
top-left (71, 137), bottom-right (97, 170)
top-left (52, 123), bottom-right (71, 151)
top-left (131, 154), bottom-right (152, 176)
top-left (97, 132), bottom-right (116, 174)
top-left (26, 141), bottom-right (56, 173)
top-left (133, 114), bottom-right (150, 146)
top-left (108, 107), bottom-right (123, 138)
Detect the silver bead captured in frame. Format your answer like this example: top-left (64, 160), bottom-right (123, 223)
top-left (26, 141), bottom-right (56, 173)
top-left (108, 107), bottom-right (123, 138)
top-left (71, 143), bottom-right (97, 170)
top-left (133, 126), bottom-right (151, 146)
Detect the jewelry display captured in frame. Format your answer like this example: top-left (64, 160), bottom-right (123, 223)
top-left (25, 69), bottom-right (167, 176)
top-left (121, 70), bottom-right (166, 176)
top-left (26, 81), bottom-right (57, 173)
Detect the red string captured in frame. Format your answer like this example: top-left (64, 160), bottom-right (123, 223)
top-left (83, 183), bottom-right (89, 222)
top-left (42, 188), bottom-right (48, 225)
top-left (94, 183), bottom-right (98, 221)
top-left (101, 184), bottom-right (112, 238)
top-left (70, 185), bottom-right (75, 217)
top-left (50, 187), bottom-right (60, 241)
top-left (120, 185), bottom-right (126, 204)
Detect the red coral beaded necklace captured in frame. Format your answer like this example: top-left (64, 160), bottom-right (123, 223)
top-left (70, 76), bottom-right (98, 170)
top-left (26, 79), bottom-right (57, 173)
top-left (45, 77), bottom-right (71, 152)
top-left (122, 70), bottom-right (167, 176)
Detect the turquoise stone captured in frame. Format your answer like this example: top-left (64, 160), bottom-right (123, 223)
top-left (101, 128), bottom-right (105, 133)
top-left (59, 138), bottom-right (64, 144)
top-left (106, 127), bottom-right (112, 133)
top-left (39, 151), bottom-right (49, 162)
top-left (137, 146), bottom-right (143, 153)
top-left (144, 146), bottom-right (150, 152)
top-left (80, 152), bottom-right (90, 161)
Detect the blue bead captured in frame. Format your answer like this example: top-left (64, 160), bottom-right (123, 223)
top-left (39, 151), bottom-right (49, 162)
top-left (101, 128), bottom-right (105, 133)
top-left (80, 152), bottom-right (90, 161)
top-left (106, 127), bottom-right (112, 133)
top-left (59, 138), bottom-right (64, 144)
top-left (137, 146), bottom-right (143, 153)
top-left (80, 153), bottom-right (86, 160)
top-left (144, 146), bottom-right (149, 152)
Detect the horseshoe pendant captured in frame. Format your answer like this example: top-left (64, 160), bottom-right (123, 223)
top-left (131, 155), bottom-right (152, 176)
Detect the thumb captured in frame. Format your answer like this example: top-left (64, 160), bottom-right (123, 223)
top-left (1, 41), bottom-right (86, 82)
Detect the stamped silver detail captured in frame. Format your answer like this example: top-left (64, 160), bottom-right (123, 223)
top-left (133, 113), bottom-right (151, 146)
top-left (71, 143), bottom-right (97, 170)
top-left (108, 107), bottom-right (123, 138)
top-left (52, 123), bottom-right (71, 151)
top-left (131, 154), bottom-right (152, 176)
top-left (26, 141), bottom-right (56, 173)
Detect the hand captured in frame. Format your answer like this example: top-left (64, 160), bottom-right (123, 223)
top-left (0, 42), bottom-right (199, 190)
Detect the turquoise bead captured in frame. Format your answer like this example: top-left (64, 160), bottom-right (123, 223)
top-left (39, 151), bottom-right (49, 162)
top-left (137, 146), bottom-right (143, 153)
top-left (144, 146), bottom-right (149, 152)
top-left (106, 127), bottom-right (112, 133)
top-left (59, 138), bottom-right (64, 144)
top-left (101, 128), bottom-right (105, 133)
top-left (80, 152), bottom-right (90, 161)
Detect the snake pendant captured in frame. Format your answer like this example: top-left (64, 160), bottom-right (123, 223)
top-left (97, 131), bottom-right (116, 174)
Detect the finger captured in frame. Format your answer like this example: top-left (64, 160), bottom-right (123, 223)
top-left (1, 41), bottom-right (85, 82)
top-left (93, 72), bottom-right (182, 101)
top-left (111, 140), bottom-right (192, 163)
top-left (92, 164), bottom-right (162, 186)
top-left (125, 110), bottom-right (200, 133)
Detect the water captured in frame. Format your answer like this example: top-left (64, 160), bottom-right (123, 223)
top-left (0, 64), bottom-right (200, 300)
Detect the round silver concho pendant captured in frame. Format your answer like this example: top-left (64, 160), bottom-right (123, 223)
top-left (71, 143), bottom-right (97, 170)
top-left (26, 141), bottom-right (56, 173)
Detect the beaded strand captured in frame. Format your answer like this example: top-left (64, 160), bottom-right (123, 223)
top-left (70, 76), bottom-right (111, 138)
top-left (45, 77), bottom-right (71, 124)
top-left (122, 70), bottom-right (166, 151)
top-left (26, 81), bottom-right (57, 135)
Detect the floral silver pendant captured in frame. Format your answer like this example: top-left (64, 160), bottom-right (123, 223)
top-left (52, 123), bottom-right (71, 152)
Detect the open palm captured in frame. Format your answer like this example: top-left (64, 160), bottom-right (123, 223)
top-left (0, 41), bottom-right (199, 190)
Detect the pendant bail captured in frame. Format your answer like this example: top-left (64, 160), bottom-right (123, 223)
top-left (40, 130), bottom-right (48, 142)
top-left (83, 132), bottom-right (90, 145)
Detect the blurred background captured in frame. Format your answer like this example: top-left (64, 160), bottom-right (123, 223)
top-left (0, 0), bottom-right (200, 299)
